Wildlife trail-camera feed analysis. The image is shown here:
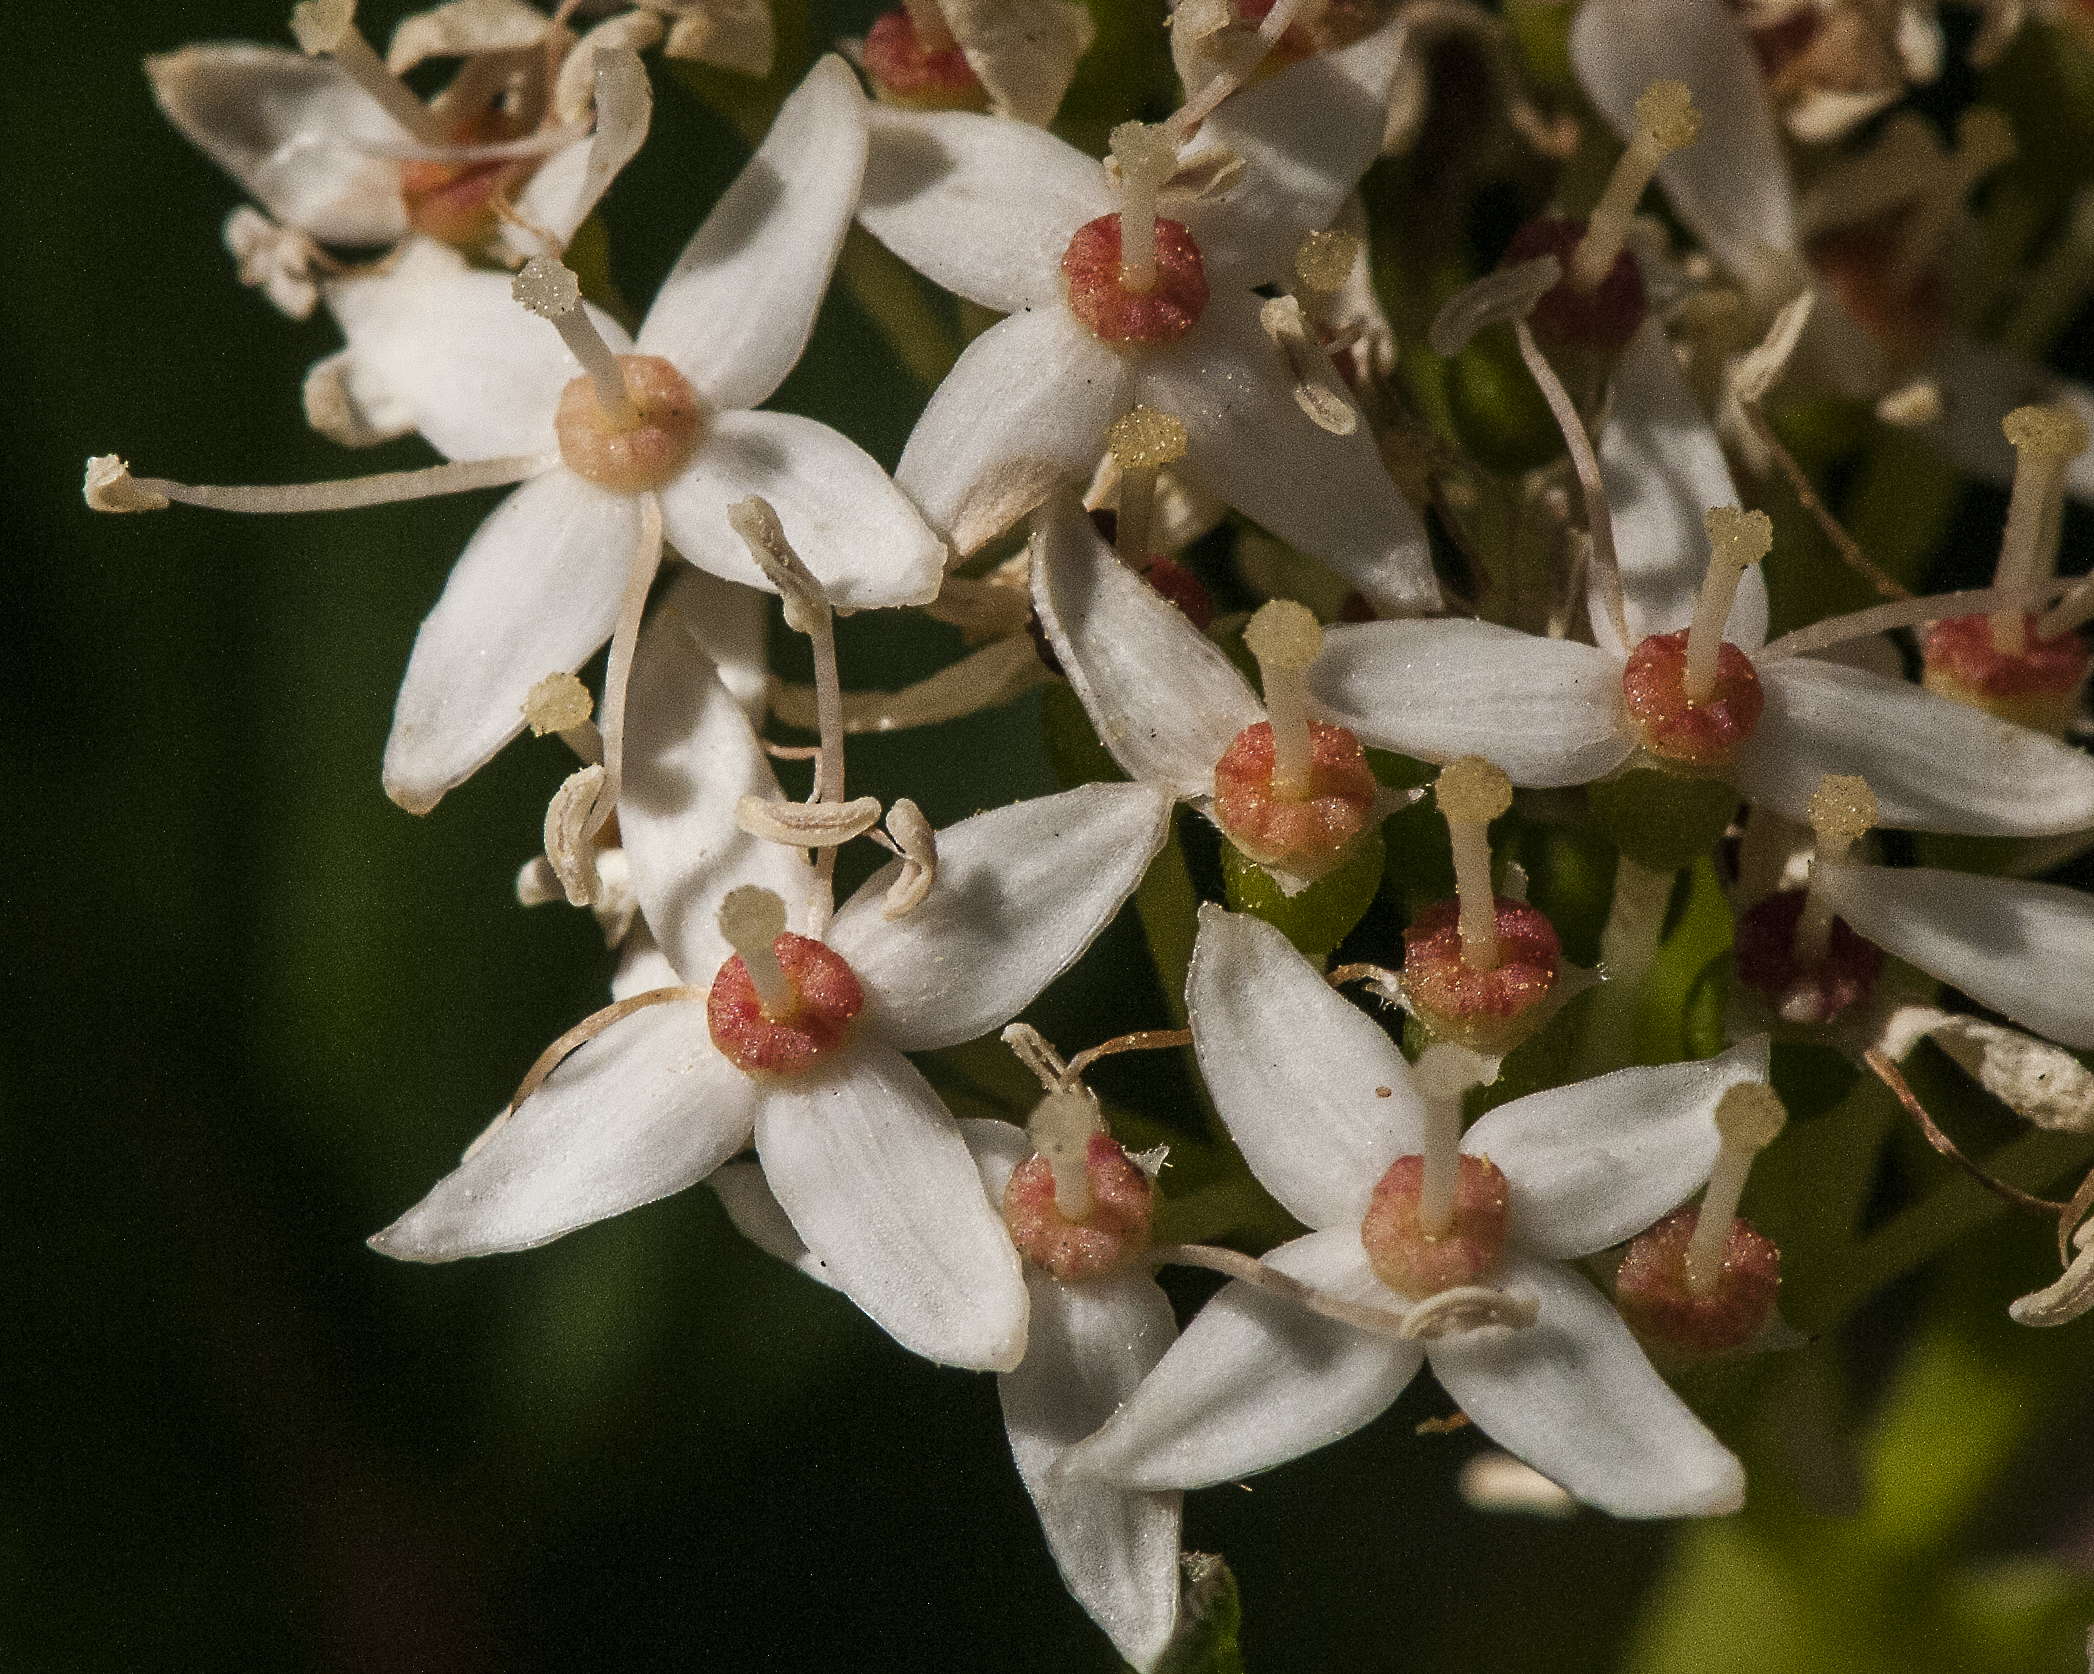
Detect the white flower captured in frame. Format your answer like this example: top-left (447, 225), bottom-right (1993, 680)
top-left (148, 4), bottom-right (650, 280)
top-left (1304, 337), bottom-right (2094, 838)
top-left (371, 604), bottom-right (1173, 1373)
top-left (710, 1118), bottom-right (1182, 1670)
top-left (1060, 907), bottom-right (1763, 1518)
top-left (854, 16), bottom-right (1441, 614)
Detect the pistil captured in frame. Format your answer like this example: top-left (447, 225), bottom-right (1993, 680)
top-left (1106, 406), bottom-right (1189, 569)
top-left (1242, 600), bottom-right (1321, 800)
top-left (514, 257), bottom-right (637, 429)
top-left (290, 0), bottom-right (454, 148)
top-left (1989, 403), bottom-right (2089, 653)
top-left (1436, 756), bottom-right (1513, 972)
top-left (718, 886), bottom-right (794, 1018)
top-left (1027, 1089), bottom-right (1102, 1220)
top-left (1684, 1084), bottom-right (1787, 1296)
top-left (1685, 507), bottom-right (1773, 704)
top-left (1795, 774), bottom-right (1876, 966)
top-left (1109, 123), bottom-right (1180, 294)
top-left (1568, 81), bottom-right (1700, 295)
top-left (1415, 1044), bottom-right (1480, 1237)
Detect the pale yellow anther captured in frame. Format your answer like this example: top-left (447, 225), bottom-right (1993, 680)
top-left (1435, 756), bottom-right (1514, 826)
top-left (1295, 229), bottom-right (1360, 296)
top-left (1712, 1083), bottom-right (1788, 1153)
top-left (1107, 407), bottom-right (1189, 473)
top-left (1808, 774), bottom-right (1878, 847)
top-left (523, 672), bottom-right (594, 737)
top-left (513, 256), bottom-right (583, 319)
top-left (1703, 505), bottom-right (1774, 569)
top-left (1243, 599), bottom-right (1323, 672)
top-left (1634, 80), bottom-right (1701, 154)
top-left (289, 0), bottom-right (355, 55)
top-left (2003, 403), bottom-right (2090, 461)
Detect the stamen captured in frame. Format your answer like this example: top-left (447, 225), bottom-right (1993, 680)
top-left (1106, 406), bottom-right (1190, 568)
top-left (717, 885), bottom-right (793, 1018)
top-left (1685, 508), bottom-right (1773, 703)
top-left (1413, 1042), bottom-right (1495, 1238)
top-left (1512, 318), bottom-right (1629, 648)
top-left (1000, 1022), bottom-right (1070, 1093)
top-left (544, 764), bottom-right (608, 906)
top-left (522, 671), bottom-right (604, 764)
top-left (729, 498), bottom-right (844, 927)
top-left (583, 494), bottom-right (664, 854)
top-left (1294, 229), bottom-right (1361, 310)
top-left (1242, 600), bottom-right (1323, 801)
top-left (880, 798), bottom-right (937, 918)
top-left (1569, 80), bottom-right (1700, 294)
top-left (1261, 296), bottom-right (1358, 435)
top-left (1109, 122), bottom-right (1179, 293)
top-left (1028, 1088), bottom-right (1105, 1219)
top-left (1990, 403), bottom-right (2089, 652)
top-left (514, 257), bottom-right (637, 429)
top-left (1685, 1084), bottom-right (1787, 1296)
top-left (290, 0), bottom-right (453, 146)
top-left (1435, 757), bottom-right (1513, 973)
top-left (1795, 774), bottom-right (1877, 965)
top-left (83, 452), bottom-right (550, 515)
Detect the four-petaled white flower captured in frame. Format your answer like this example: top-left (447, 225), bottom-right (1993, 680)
top-left (372, 604), bottom-right (1172, 1374)
top-left (1061, 907), bottom-right (1763, 1519)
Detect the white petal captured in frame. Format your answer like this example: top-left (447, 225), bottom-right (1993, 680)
top-left (1141, 294), bottom-right (1440, 614)
top-left (1465, 1039), bottom-right (1771, 1259)
top-left (147, 45), bottom-right (411, 245)
top-left (1569, 0), bottom-right (1798, 286)
top-left (1741, 659), bottom-right (2094, 836)
top-left (1002, 1272), bottom-right (1182, 1672)
top-left (827, 784), bottom-right (1172, 1052)
top-left (1814, 867), bottom-right (2094, 1051)
top-left (960, 1116), bottom-right (1034, 1203)
top-left (639, 57), bottom-right (866, 411)
top-left (612, 924), bottom-right (682, 1001)
top-left (895, 308), bottom-right (1134, 556)
top-left (658, 409), bottom-right (945, 610)
top-left (619, 598), bottom-right (819, 981)
top-left (708, 1159), bottom-right (840, 1289)
top-left (1189, 906), bottom-right (1420, 1230)
top-left (1429, 1254), bottom-right (1745, 1518)
top-left (1308, 621), bottom-right (1633, 786)
top-left (658, 563), bottom-right (769, 721)
top-left (1179, 16), bottom-right (1407, 287)
top-left (945, 0), bottom-right (1094, 129)
top-left (1596, 320), bottom-right (1765, 659)
top-left (1030, 494), bottom-right (1262, 800)
top-left (503, 44), bottom-right (652, 257)
top-left (858, 106), bottom-right (1109, 313)
top-left (1061, 1228), bottom-right (1423, 1490)
top-left (383, 470), bottom-right (634, 813)
top-left (756, 1043), bottom-right (1030, 1371)
top-left (325, 258), bottom-right (633, 461)
top-left (370, 1002), bottom-right (756, 1259)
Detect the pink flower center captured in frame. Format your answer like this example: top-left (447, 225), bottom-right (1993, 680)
top-left (1401, 898), bottom-right (1562, 1054)
top-left (1360, 1153), bottom-right (1510, 1300)
top-left (1211, 720), bottom-right (1378, 869)
top-left (1614, 1205), bottom-right (1781, 1353)
top-left (1503, 215), bottom-right (1646, 353)
top-left (1621, 629), bottom-right (1765, 768)
top-left (554, 355), bottom-right (708, 493)
top-left (1002, 1135), bottom-right (1157, 1282)
top-left (401, 111), bottom-right (538, 250)
top-left (1733, 888), bottom-right (1883, 1026)
top-left (707, 934), bottom-right (865, 1077)
top-left (861, 9), bottom-right (987, 110)
top-left (1061, 214), bottom-right (1209, 347)
top-left (1921, 611), bottom-right (2090, 735)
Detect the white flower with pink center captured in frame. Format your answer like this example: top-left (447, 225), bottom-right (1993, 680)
top-left (1058, 907), bottom-right (1766, 1518)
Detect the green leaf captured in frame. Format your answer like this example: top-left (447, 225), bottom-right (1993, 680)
top-left (1153, 1553), bottom-right (1248, 1674)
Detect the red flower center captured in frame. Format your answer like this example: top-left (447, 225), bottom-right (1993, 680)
top-left (707, 934), bottom-right (865, 1077)
top-left (1002, 1134), bottom-right (1157, 1282)
top-left (1061, 214), bottom-right (1209, 347)
top-left (1621, 629), bottom-right (1765, 768)
top-left (1401, 898), bottom-right (1562, 1054)
top-left (1211, 720), bottom-right (1378, 870)
top-left (1615, 1205), bottom-right (1781, 1353)
top-left (1361, 1154), bottom-right (1511, 1300)
top-left (861, 8), bottom-right (986, 110)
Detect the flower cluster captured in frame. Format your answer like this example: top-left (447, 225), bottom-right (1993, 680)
top-left (89, 0), bottom-right (2094, 1664)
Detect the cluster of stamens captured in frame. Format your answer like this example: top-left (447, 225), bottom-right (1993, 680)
top-left (1621, 507), bottom-right (1772, 768)
top-left (1401, 758), bottom-right (1561, 1054)
top-left (1615, 1084), bottom-right (1786, 1352)
top-left (1211, 602), bottom-right (1377, 875)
